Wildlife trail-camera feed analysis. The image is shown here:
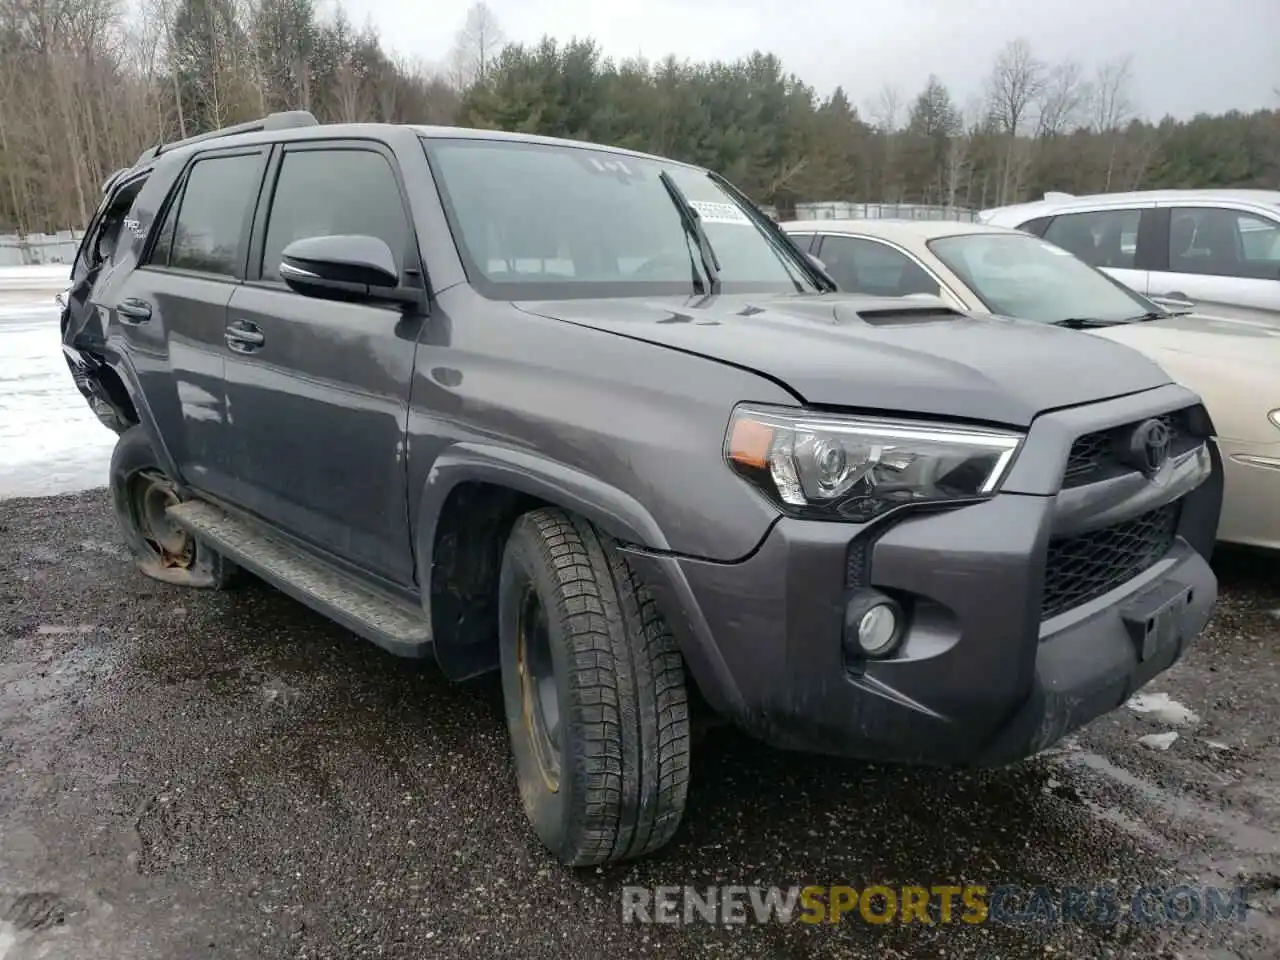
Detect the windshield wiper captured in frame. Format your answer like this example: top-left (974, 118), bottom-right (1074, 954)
top-left (1053, 311), bottom-right (1170, 329)
top-left (1051, 317), bottom-right (1129, 329)
top-left (658, 171), bottom-right (721, 295)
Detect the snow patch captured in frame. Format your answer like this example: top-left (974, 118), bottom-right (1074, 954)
top-left (0, 263), bottom-right (72, 291)
top-left (1139, 731), bottom-right (1179, 751)
top-left (0, 302), bottom-right (116, 499)
top-left (1126, 691), bottom-right (1200, 726)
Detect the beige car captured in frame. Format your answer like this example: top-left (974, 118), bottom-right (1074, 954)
top-left (782, 218), bottom-right (1280, 551)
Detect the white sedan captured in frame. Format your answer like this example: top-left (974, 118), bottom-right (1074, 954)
top-left (781, 217), bottom-right (1280, 552)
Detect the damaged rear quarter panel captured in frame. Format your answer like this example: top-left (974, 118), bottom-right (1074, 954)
top-left (67, 156), bottom-right (198, 488)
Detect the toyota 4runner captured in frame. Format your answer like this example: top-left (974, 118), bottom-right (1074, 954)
top-left (60, 112), bottom-right (1224, 866)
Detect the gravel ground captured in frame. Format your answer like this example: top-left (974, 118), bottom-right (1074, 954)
top-left (2, 490), bottom-right (1280, 959)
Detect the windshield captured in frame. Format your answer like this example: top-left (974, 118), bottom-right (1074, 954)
top-left (928, 232), bottom-right (1157, 324)
top-left (423, 137), bottom-right (820, 300)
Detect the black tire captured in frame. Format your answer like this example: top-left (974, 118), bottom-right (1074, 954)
top-left (109, 425), bottom-right (237, 589)
top-left (498, 507), bottom-right (691, 866)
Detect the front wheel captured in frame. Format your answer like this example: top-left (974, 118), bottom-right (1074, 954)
top-left (498, 508), bottom-right (691, 866)
top-left (108, 425), bottom-right (236, 589)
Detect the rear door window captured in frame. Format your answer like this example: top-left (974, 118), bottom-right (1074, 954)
top-left (154, 152), bottom-right (265, 278)
top-left (814, 235), bottom-right (941, 297)
top-left (1043, 209), bottom-right (1142, 269)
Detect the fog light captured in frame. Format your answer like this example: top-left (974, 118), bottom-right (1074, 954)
top-left (843, 590), bottom-right (905, 661)
top-left (857, 605), bottom-right (898, 654)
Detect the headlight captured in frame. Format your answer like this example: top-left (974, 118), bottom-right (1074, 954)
top-left (1270, 409), bottom-right (1280, 431)
top-left (725, 404), bottom-right (1023, 522)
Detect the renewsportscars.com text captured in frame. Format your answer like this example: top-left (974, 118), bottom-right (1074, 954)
top-left (621, 884), bottom-right (1250, 926)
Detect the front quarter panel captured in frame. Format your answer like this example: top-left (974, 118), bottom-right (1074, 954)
top-left (405, 286), bottom-right (795, 563)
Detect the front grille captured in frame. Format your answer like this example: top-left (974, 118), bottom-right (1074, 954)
top-left (1041, 502), bottom-right (1181, 620)
top-left (1063, 409), bottom-right (1200, 488)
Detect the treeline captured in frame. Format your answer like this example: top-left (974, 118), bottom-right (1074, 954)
top-left (1, 0), bottom-right (1277, 233)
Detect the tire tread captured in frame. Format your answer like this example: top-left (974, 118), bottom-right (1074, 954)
top-left (519, 507), bottom-right (690, 865)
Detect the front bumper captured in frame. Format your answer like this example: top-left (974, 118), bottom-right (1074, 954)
top-left (628, 498), bottom-right (1215, 765)
top-left (625, 387), bottom-right (1222, 767)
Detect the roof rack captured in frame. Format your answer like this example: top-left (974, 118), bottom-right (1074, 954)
top-left (134, 110), bottom-right (319, 167)
top-left (1043, 191), bottom-right (1075, 201)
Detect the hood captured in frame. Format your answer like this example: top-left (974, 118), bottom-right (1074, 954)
top-left (1091, 312), bottom-right (1280, 444)
top-left (514, 292), bottom-right (1172, 426)
top-left (1091, 310), bottom-right (1280, 362)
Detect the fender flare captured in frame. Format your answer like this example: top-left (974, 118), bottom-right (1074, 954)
top-left (103, 347), bottom-right (186, 491)
top-left (414, 442), bottom-right (671, 679)
top-left (414, 441), bottom-right (670, 584)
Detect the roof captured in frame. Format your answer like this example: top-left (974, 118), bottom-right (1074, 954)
top-left (981, 188), bottom-right (1280, 220)
top-left (128, 113), bottom-right (704, 177)
top-left (778, 218), bottom-right (1017, 242)
top-left (1039, 188), bottom-right (1280, 205)
top-left (410, 125), bottom-right (701, 168)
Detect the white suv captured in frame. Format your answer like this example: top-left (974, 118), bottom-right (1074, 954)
top-left (980, 189), bottom-right (1280, 323)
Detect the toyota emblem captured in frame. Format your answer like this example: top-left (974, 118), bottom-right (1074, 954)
top-left (1130, 418), bottom-right (1172, 476)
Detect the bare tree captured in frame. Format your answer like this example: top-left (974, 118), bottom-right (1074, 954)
top-left (986, 38), bottom-right (1046, 204)
top-left (151, 0), bottom-right (187, 137)
top-left (1035, 60), bottom-right (1086, 138)
top-left (1089, 54), bottom-right (1136, 133)
top-left (1088, 55), bottom-right (1136, 191)
top-left (944, 134), bottom-right (969, 208)
top-left (865, 83), bottom-right (902, 200)
top-left (987, 39), bottom-right (1045, 135)
top-left (447, 1), bottom-right (503, 88)
top-left (0, 62), bottom-right (29, 233)
top-left (332, 57), bottom-right (369, 121)
top-left (866, 82), bottom-right (901, 133)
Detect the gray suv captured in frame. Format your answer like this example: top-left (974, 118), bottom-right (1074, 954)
top-left (61, 112), bottom-right (1223, 866)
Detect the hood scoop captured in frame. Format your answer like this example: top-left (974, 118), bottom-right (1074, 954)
top-left (835, 302), bottom-right (966, 326)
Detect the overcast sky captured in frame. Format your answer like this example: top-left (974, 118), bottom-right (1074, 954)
top-left (356, 0), bottom-right (1280, 121)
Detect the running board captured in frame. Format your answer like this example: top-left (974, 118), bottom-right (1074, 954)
top-left (166, 500), bottom-right (432, 658)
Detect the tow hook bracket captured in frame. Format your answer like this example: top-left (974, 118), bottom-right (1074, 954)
top-left (1120, 579), bottom-right (1194, 663)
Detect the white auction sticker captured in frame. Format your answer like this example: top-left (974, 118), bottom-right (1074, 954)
top-left (689, 200), bottom-right (751, 225)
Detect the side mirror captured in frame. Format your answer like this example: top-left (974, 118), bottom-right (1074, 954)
top-left (279, 235), bottom-right (418, 304)
top-left (806, 253), bottom-right (827, 272)
top-left (1150, 291), bottom-right (1196, 311)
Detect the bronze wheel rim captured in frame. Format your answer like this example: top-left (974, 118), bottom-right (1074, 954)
top-left (128, 469), bottom-right (193, 569)
top-left (516, 584), bottom-right (561, 792)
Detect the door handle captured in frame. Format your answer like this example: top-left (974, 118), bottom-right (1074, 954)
top-left (224, 320), bottom-right (265, 352)
top-left (117, 298), bottom-right (152, 323)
